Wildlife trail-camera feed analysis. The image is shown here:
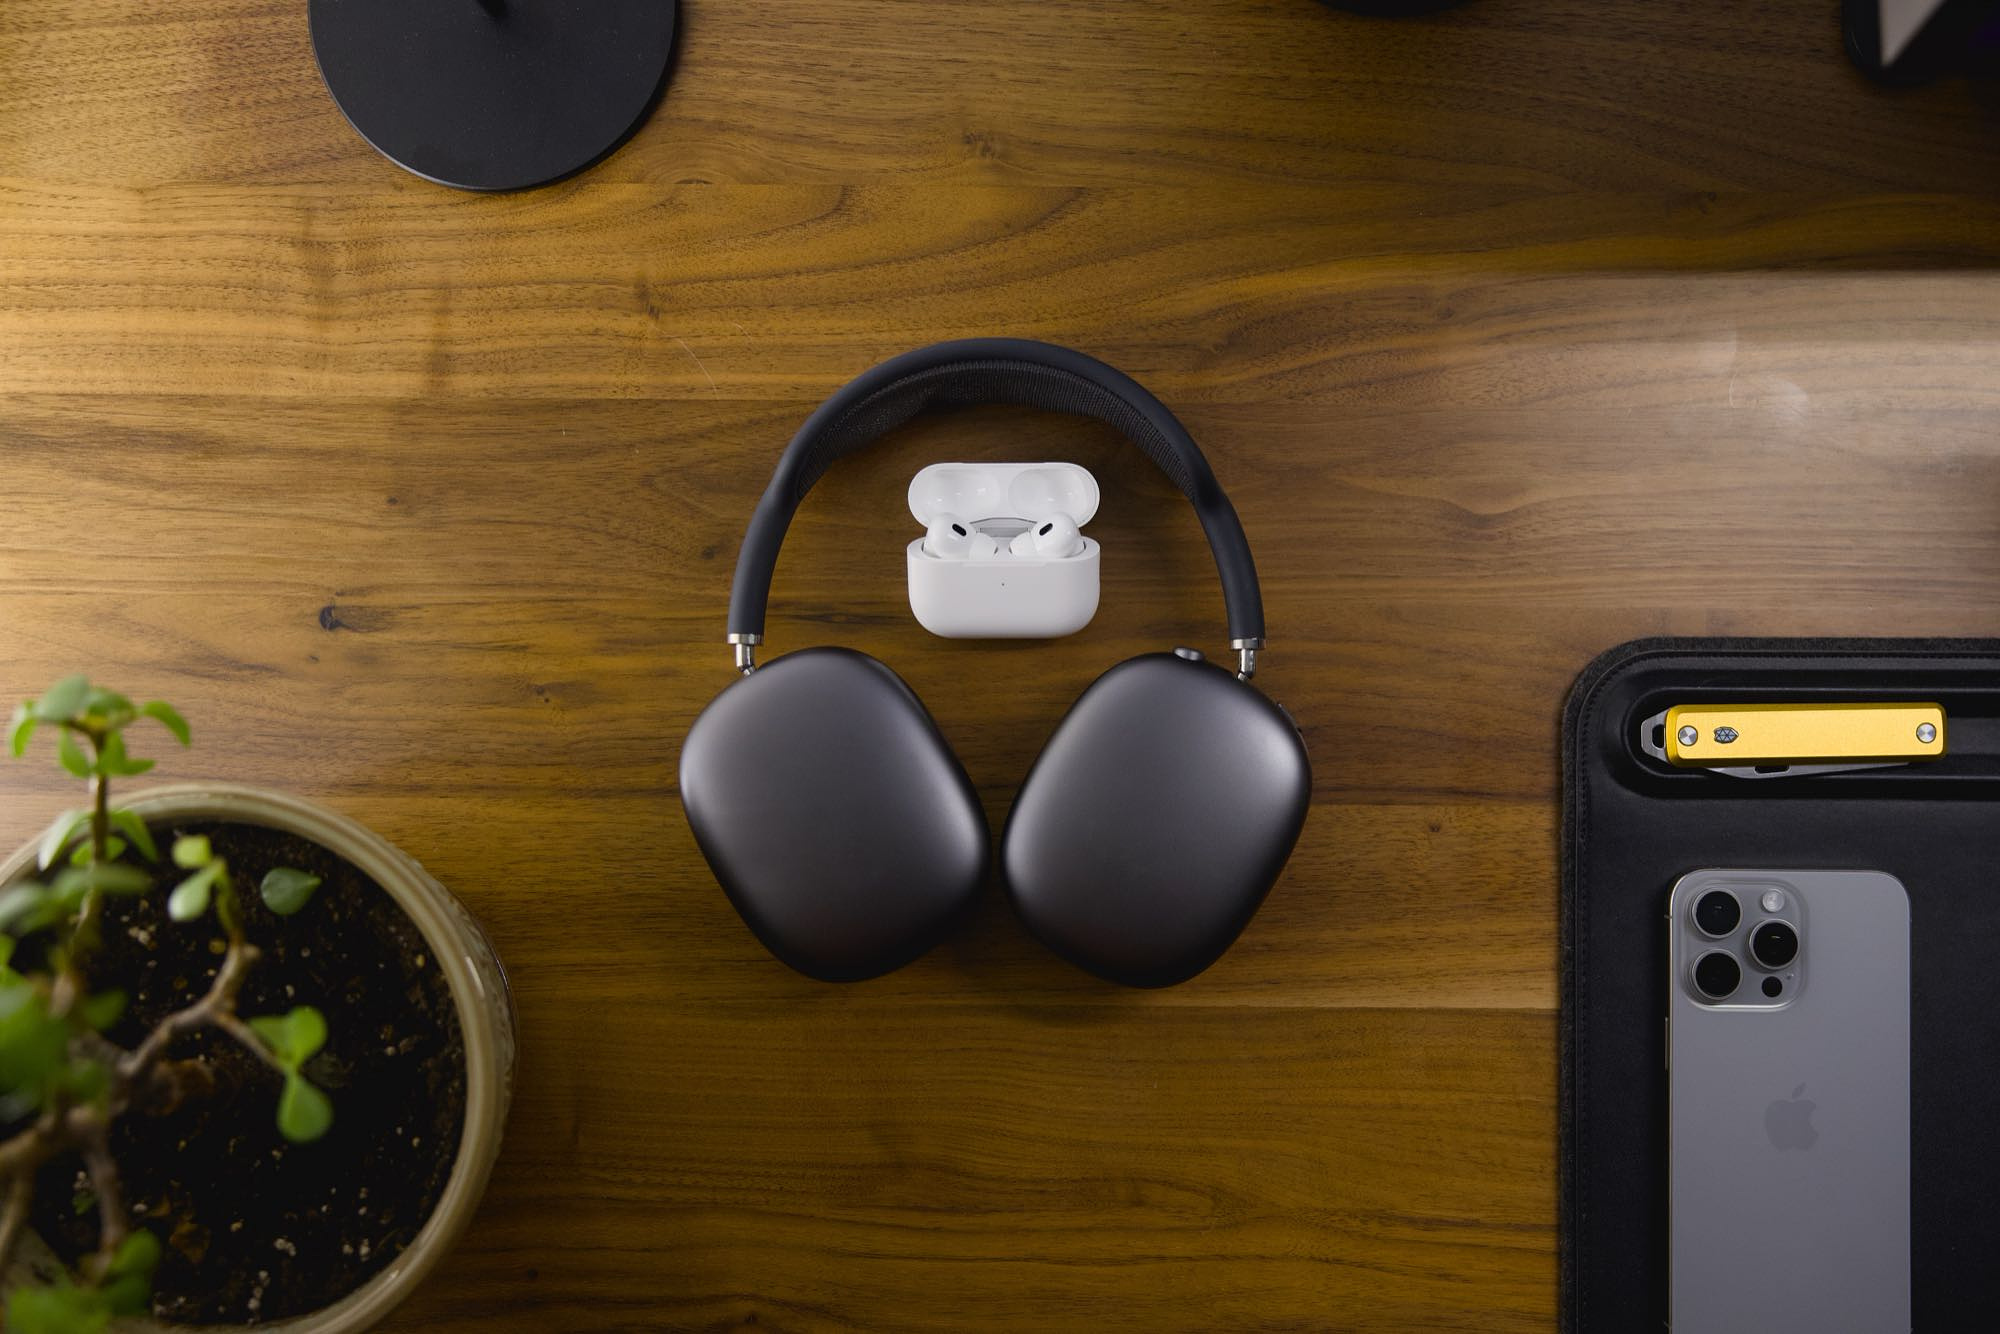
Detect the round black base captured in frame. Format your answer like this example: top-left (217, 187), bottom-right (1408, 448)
top-left (1844, 0), bottom-right (2000, 84)
top-left (309, 0), bottom-right (679, 193)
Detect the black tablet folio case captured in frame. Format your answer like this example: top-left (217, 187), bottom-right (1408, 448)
top-left (1561, 637), bottom-right (2000, 1332)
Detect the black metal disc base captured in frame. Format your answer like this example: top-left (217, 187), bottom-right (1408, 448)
top-left (309, 0), bottom-right (679, 193)
top-left (1843, 0), bottom-right (2000, 83)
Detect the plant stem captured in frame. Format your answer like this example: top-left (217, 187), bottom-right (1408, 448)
top-left (0, 1106), bottom-right (102, 1183)
top-left (89, 764), bottom-right (109, 867)
top-left (0, 1172), bottom-right (34, 1278)
top-left (212, 1011), bottom-right (286, 1074)
top-left (118, 940), bottom-right (264, 1086)
top-left (0, 1114), bottom-right (59, 1182)
top-left (0, 1104), bottom-right (108, 1277)
top-left (51, 726), bottom-right (111, 1017)
top-left (73, 763), bottom-right (111, 952)
top-left (80, 1128), bottom-right (127, 1274)
top-left (0, 934), bottom-right (271, 1286)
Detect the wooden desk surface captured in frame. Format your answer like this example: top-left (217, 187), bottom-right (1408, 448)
top-left (2, 1), bottom-right (1996, 1328)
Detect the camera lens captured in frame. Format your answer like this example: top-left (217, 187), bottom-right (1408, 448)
top-left (1693, 890), bottom-right (1741, 937)
top-left (1693, 951), bottom-right (1742, 1000)
top-left (1750, 920), bottom-right (1799, 969)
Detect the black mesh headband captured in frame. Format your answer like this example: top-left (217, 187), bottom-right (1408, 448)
top-left (725, 338), bottom-right (1266, 669)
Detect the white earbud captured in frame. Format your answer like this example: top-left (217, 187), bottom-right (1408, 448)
top-left (1008, 513), bottom-right (1085, 559)
top-left (907, 464), bottom-right (1101, 637)
top-left (924, 515), bottom-right (1002, 559)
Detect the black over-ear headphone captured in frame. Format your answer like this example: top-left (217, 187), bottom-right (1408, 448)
top-left (679, 339), bottom-right (1311, 987)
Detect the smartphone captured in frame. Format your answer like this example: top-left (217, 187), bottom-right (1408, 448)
top-left (1667, 869), bottom-right (1910, 1334)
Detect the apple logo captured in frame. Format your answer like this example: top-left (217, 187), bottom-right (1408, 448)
top-left (1765, 1084), bottom-right (1819, 1150)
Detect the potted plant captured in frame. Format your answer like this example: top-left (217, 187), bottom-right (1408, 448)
top-left (0, 677), bottom-right (513, 1332)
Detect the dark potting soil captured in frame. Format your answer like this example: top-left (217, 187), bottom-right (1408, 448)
top-left (20, 820), bottom-right (466, 1324)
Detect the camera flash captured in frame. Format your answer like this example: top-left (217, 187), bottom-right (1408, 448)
top-left (1760, 889), bottom-right (1785, 913)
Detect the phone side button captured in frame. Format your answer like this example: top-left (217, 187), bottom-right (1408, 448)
top-left (1663, 1017), bottom-right (1670, 1071)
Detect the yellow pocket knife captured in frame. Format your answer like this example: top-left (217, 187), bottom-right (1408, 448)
top-left (1641, 702), bottom-right (1945, 778)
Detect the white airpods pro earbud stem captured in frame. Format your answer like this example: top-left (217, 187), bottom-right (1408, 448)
top-left (1008, 513), bottom-right (1084, 559)
top-left (924, 515), bottom-right (1002, 560)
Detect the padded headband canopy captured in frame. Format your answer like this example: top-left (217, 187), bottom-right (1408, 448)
top-left (726, 338), bottom-right (1266, 651)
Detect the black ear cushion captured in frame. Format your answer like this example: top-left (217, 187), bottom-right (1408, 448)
top-left (1002, 653), bottom-right (1310, 988)
top-left (679, 648), bottom-right (989, 982)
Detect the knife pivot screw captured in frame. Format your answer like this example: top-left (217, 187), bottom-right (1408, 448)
top-left (1713, 726), bottom-right (1739, 744)
top-left (1677, 726), bottom-right (1698, 747)
top-left (1917, 722), bottom-right (1937, 743)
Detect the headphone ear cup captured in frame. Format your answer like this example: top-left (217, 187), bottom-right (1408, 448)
top-left (1001, 652), bottom-right (1310, 987)
top-left (680, 648), bottom-right (988, 981)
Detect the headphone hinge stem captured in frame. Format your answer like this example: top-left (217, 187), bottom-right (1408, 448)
top-left (1231, 637), bottom-right (1263, 681)
top-left (727, 633), bottom-right (762, 675)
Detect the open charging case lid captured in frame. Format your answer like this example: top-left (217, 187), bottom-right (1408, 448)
top-left (907, 462), bottom-right (1100, 530)
top-left (905, 463), bottom-right (1101, 640)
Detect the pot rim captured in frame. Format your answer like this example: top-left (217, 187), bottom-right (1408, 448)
top-left (0, 782), bottom-right (514, 1334)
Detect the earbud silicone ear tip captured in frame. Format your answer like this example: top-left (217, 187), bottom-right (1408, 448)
top-left (925, 514), bottom-right (1000, 559)
top-left (1011, 513), bottom-right (1085, 559)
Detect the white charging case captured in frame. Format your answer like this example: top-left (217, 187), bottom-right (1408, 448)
top-left (906, 462), bottom-right (1100, 639)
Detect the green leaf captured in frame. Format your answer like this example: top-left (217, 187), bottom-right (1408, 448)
top-left (0, 883), bottom-right (57, 934)
top-left (0, 978), bottom-right (71, 1111)
top-left (100, 1227), bottom-right (161, 1314)
top-left (277, 1073), bottom-right (334, 1143)
top-left (108, 808), bottom-right (159, 862)
top-left (58, 1056), bottom-right (110, 1106)
top-left (171, 834), bottom-right (211, 869)
top-left (84, 685), bottom-right (132, 712)
top-left (100, 1272), bottom-right (150, 1319)
top-left (45, 871), bottom-right (86, 912)
top-left (286, 1005), bottom-right (328, 1061)
top-left (5, 1282), bottom-right (113, 1334)
top-left (55, 729), bottom-right (90, 778)
top-left (166, 863), bottom-right (221, 922)
top-left (96, 862), bottom-right (152, 896)
top-left (138, 700), bottom-right (190, 747)
top-left (79, 989), bottom-right (127, 1032)
top-left (70, 837), bottom-right (127, 867)
top-left (94, 730), bottom-right (153, 778)
top-left (93, 731), bottom-right (122, 777)
top-left (52, 862), bottom-right (152, 900)
top-left (34, 675), bottom-right (90, 723)
top-left (0, 935), bottom-right (14, 971)
top-left (110, 1227), bottom-right (161, 1280)
top-left (255, 1006), bottom-right (337, 1142)
top-left (36, 809), bottom-right (91, 872)
top-left (260, 867), bottom-right (323, 916)
top-left (249, 1005), bottom-right (327, 1069)
top-left (247, 1013), bottom-right (289, 1051)
top-left (7, 701), bottom-right (35, 758)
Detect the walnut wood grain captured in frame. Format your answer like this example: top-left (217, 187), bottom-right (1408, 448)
top-left (1, 0), bottom-right (1997, 1328)
top-left (2, 186), bottom-right (1999, 400)
top-left (1, 1), bottom-right (1997, 191)
top-left (389, 1005), bottom-right (1555, 1334)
